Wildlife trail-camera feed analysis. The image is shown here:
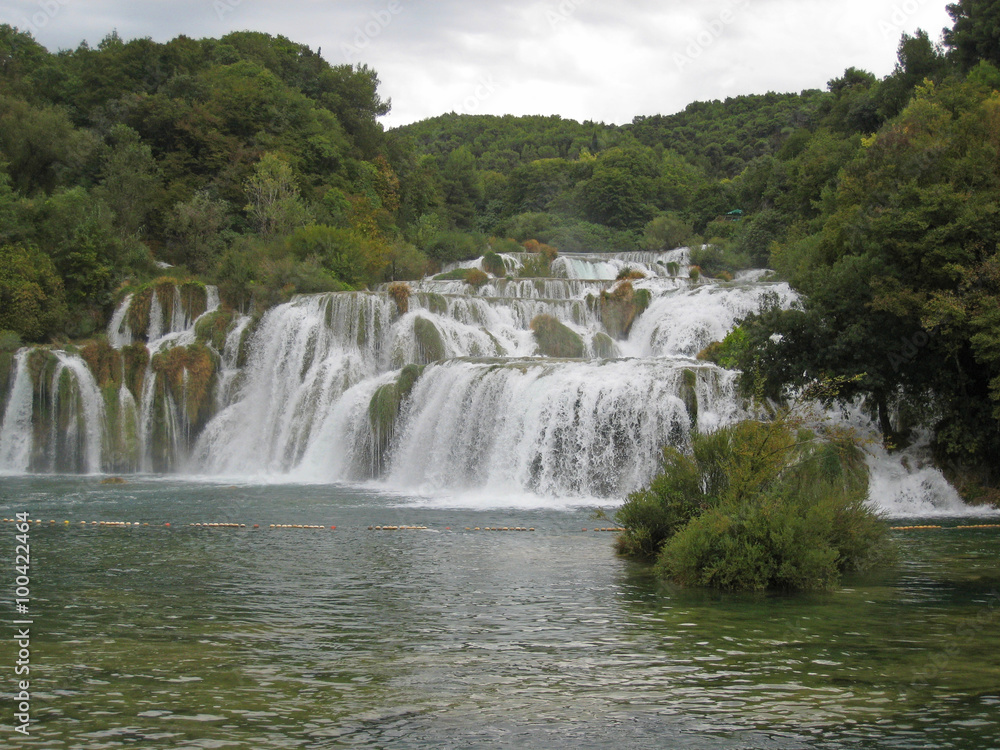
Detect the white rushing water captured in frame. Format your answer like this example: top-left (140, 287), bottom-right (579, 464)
top-left (0, 254), bottom-right (992, 516)
top-left (0, 350), bottom-right (33, 473)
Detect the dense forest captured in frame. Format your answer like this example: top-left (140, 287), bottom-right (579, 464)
top-left (1, 0), bottom-right (1000, 497)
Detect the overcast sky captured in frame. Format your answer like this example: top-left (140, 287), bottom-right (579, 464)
top-left (1, 0), bottom-right (954, 128)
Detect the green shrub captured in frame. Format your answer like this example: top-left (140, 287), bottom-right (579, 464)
top-left (465, 268), bottom-right (489, 287)
top-left (0, 330), bottom-right (22, 352)
top-left (616, 267), bottom-right (646, 281)
top-left (387, 282), bottom-right (411, 315)
top-left (697, 326), bottom-right (748, 370)
top-left (616, 417), bottom-right (892, 592)
top-left (690, 244), bottom-right (752, 277)
top-left (643, 213), bottom-right (694, 250)
top-left (490, 237), bottom-right (524, 254)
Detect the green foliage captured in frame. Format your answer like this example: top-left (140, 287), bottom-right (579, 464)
top-left (423, 230), bottom-right (483, 266)
top-left (94, 124), bottom-right (164, 238)
top-left (165, 191), bottom-right (233, 274)
top-left (697, 327), bottom-right (748, 370)
top-left (689, 244), bottom-right (751, 277)
top-left (616, 417), bottom-right (891, 592)
top-left (383, 241), bottom-right (429, 281)
top-left (244, 152), bottom-right (312, 239)
top-left (464, 268), bottom-right (489, 288)
top-left (643, 213), bottom-right (694, 250)
top-left (0, 243), bottom-right (67, 341)
top-left (944, 0), bottom-right (1000, 70)
top-left (286, 224), bottom-right (388, 288)
top-left (627, 91), bottom-right (829, 178)
top-left (0, 329), bottom-right (22, 351)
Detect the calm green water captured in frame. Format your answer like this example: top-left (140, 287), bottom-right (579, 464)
top-left (1, 477), bottom-right (998, 749)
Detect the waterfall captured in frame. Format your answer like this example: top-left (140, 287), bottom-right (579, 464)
top-left (0, 350), bottom-right (33, 473)
top-left (51, 352), bottom-right (107, 474)
top-left (107, 294), bottom-right (134, 348)
top-left (380, 359), bottom-right (731, 498)
top-left (0, 258), bottom-right (993, 516)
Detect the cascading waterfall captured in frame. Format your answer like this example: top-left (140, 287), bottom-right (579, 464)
top-left (0, 255), bottom-right (992, 515)
top-left (0, 350), bottom-right (34, 473)
top-left (189, 254), bottom-right (788, 496)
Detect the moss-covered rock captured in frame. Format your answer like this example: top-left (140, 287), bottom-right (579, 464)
top-left (151, 344), bottom-right (217, 429)
top-left (413, 317), bottom-right (446, 363)
top-left (482, 251), bottom-right (506, 277)
top-left (592, 332), bottom-right (616, 359)
top-left (531, 314), bottom-right (585, 358)
top-left (121, 343), bottom-right (150, 401)
top-left (122, 277), bottom-right (209, 341)
top-left (387, 282), bottom-right (412, 316)
top-left (465, 268), bottom-right (489, 287)
top-left (599, 281), bottom-right (649, 340)
top-left (80, 339), bottom-right (121, 389)
top-left (368, 364), bottom-right (424, 475)
top-left (422, 293), bottom-right (448, 315)
top-left (433, 268), bottom-right (470, 281)
top-left (195, 309), bottom-right (236, 351)
top-left (680, 368), bottom-right (698, 428)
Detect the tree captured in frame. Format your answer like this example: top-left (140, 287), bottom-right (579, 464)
top-left (642, 213), bottom-right (693, 250)
top-left (944, 0), bottom-right (1000, 70)
top-left (581, 146), bottom-right (659, 230)
top-left (94, 124), bottom-right (164, 237)
top-left (285, 224), bottom-right (388, 287)
top-left (438, 146), bottom-right (481, 230)
top-left (0, 96), bottom-right (97, 195)
top-left (0, 243), bottom-right (67, 341)
top-left (165, 191), bottom-right (232, 273)
top-left (615, 411), bottom-right (891, 592)
top-left (244, 152), bottom-right (311, 238)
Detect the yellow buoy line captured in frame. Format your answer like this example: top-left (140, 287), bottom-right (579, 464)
top-left (889, 524), bottom-right (1000, 531)
top-left (463, 527), bottom-right (535, 532)
top-left (4, 518), bottom-right (999, 533)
